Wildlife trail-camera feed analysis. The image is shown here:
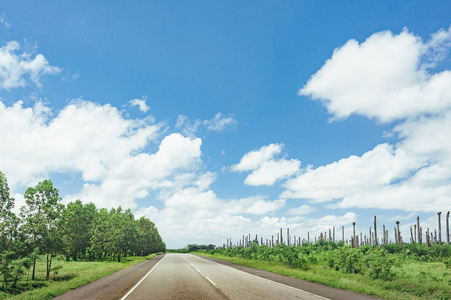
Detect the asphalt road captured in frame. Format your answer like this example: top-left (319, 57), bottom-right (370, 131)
top-left (53, 253), bottom-right (383, 300)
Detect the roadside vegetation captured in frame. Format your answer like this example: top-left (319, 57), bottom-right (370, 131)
top-left (196, 241), bottom-right (451, 300)
top-left (0, 171), bottom-right (165, 299)
top-left (1, 253), bottom-right (159, 300)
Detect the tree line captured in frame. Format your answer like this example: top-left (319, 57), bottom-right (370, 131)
top-left (0, 171), bottom-right (165, 287)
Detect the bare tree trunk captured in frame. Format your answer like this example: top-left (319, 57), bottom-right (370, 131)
top-left (32, 258), bottom-right (36, 281)
top-left (438, 212), bottom-right (442, 245)
top-left (374, 216), bottom-right (378, 246)
top-left (447, 211), bottom-right (450, 244)
top-left (414, 224), bottom-right (417, 243)
top-left (417, 216), bottom-right (421, 244)
top-left (342, 226), bottom-right (344, 243)
top-left (394, 227), bottom-right (398, 243)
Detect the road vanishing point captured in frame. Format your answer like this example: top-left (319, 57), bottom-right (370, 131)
top-left (53, 253), bottom-right (382, 300)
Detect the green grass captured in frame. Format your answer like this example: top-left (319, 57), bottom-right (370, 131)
top-left (196, 252), bottom-right (451, 300)
top-left (1, 254), bottom-right (159, 300)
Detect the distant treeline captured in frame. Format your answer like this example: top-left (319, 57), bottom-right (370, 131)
top-left (0, 171), bottom-right (165, 287)
top-left (167, 244), bottom-right (216, 253)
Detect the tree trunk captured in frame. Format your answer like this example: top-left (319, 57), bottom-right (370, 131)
top-left (32, 257), bottom-right (36, 281)
top-left (46, 254), bottom-right (53, 280)
top-left (417, 216), bottom-right (421, 244)
top-left (438, 212), bottom-right (442, 245)
top-left (118, 249), bottom-right (121, 262)
top-left (374, 216), bottom-right (378, 246)
top-left (447, 211), bottom-right (450, 244)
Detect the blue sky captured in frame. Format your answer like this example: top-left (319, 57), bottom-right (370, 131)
top-left (1, 1), bottom-right (450, 248)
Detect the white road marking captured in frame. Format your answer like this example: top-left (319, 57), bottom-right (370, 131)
top-left (181, 255), bottom-right (217, 287)
top-left (120, 254), bottom-right (167, 300)
top-left (205, 276), bottom-right (217, 286)
top-left (189, 254), bottom-right (330, 300)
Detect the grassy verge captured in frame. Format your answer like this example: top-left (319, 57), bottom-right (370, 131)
top-left (1, 253), bottom-right (160, 300)
top-left (195, 252), bottom-right (451, 300)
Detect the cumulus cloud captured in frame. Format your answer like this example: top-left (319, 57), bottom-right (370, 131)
top-left (232, 144), bottom-right (300, 186)
top-left (287, 204), bottom-right (316, 215)
top-left (0, 41), bottom-right (60, 90)
top-left (288, 26), bottom-right (451, 213)
top-left (129, 97), bottom-right (150, 112)
top-left (136, 178), bottom-right (286, 247)
top-left (299, 26), bottom-right (451, 122)
top-left (64, 132), bottom-right (203, 209)
top-left (204, 112), bottom-right (237, 132)
top-left (225, 197), bottom-right (286, 215)
top-left (282, 143), bottom-right (425, 202)
top-left (0, 99), bottom-right (160, 189)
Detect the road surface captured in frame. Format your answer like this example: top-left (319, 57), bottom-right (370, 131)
top-left (54, 253), bottom-right (383, 300)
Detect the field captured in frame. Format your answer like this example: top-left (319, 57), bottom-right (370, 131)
top-left (0, 254), bottom-right (158, 300)
top-left (196, 242), bottom-right (451, 300)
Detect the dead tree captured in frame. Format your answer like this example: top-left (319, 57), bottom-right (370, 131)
top-left (396, 221), bottom-right (402, 245)
top-left (414, 224), bottom-right (417, 243)
top-left (447, 211), bottom-right (450, 244)
top-left (438, 212), bottom-right (442, 245)
top-left (394, 227), bottom-right (399, 243)
top-left (374, 216), bottom-right (378, 246)
top-left (342, 226), bottom-right (345, 243)
top-left (333, 226), bottom-right (335, 242)
top-left (417, 216), bottom-right (421, 244)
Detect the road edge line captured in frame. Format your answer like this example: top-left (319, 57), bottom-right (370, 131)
top-left (120, 254), bottom-right (167, 300)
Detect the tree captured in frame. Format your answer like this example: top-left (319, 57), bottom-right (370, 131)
top-left (0, 171), bottom-right (16, 252)
top-left (62, 200), bottom-right (97, 260)
top-left (20, 180), bottom-right (65, 280)
top-left (90, 208), bottom-right (111, 261)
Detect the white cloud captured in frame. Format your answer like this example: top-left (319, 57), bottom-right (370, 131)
top-left (129, 97), bottom-right (150, 112)
top-left (289, 27), bottom-right (451, 212)
top-left (287, 204), bottom-right (316, 215)
top-left (244, 159), bottom-right (301, 186)
top-left (299, 26), bottom-right (451, 122)
top-left (0, 99), bottom-right (160, 189)
top-left (232, 144), bottom-right (282, 172)
top-left (1, 14), bottom-right (10, 28)
top-left (64, 132), bottom-right (203, 209)
top-left (282, 143), bottom-right (425, 202)
top-left (204, 112), bottom-right (237, 132)
top-left (225, 197), bottom-right (286, 215)
top-left (176, 114), bottom-right (201, 136)
top-left (0, 41), bottom-right (60, 90)
top-left (232, 143), bottom-right (300, 186)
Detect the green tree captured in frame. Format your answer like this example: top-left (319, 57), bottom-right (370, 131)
top-left (90, 208), bottom-right (111, 261)
top-left (62, 200), bottom-right (97, 260)
top-left (20, 180), bottom-right (65, 280)
top-left (0, 171), bottom-right (16, 252)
